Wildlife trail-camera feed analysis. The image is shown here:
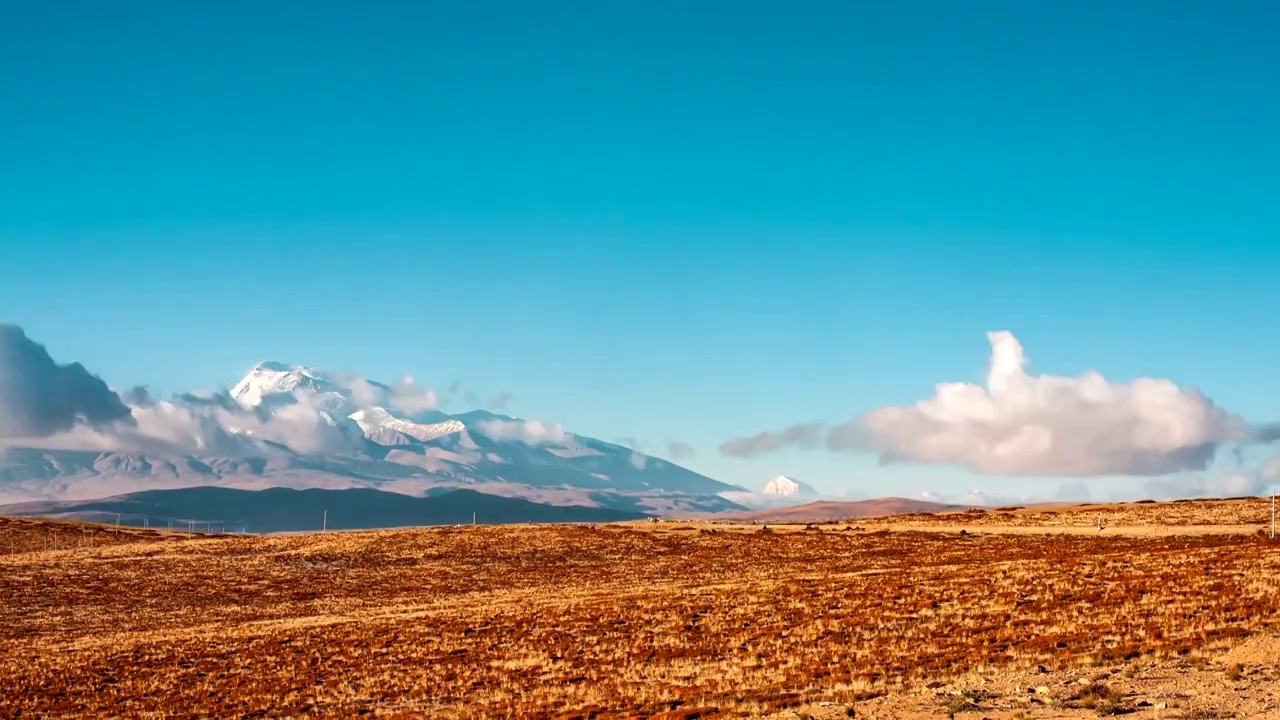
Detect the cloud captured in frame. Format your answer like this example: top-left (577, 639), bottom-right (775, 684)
top-left (667, 441), bottom-right (696, 459)
top-left (629, 451), bottom-right (647, 469)
top-left (615, 437), bottom-right (640, 450)
top-left (387, 375), bottom-right (437, 415)
top-left (829, 331), bottom-right (1252, 477)
top-left (337, 375), bottom-right (383, 409)
top-left (1264, 453), bottom-right (1280, 483)
top-left (475, 419), bottom-right (570, 446)
top-left (719, 423), bottom-right (823, 458)
top-left (121, 386), bottom-right (154, 407)
top-left (0, 325), bottom-right (135, 439)
top-left (1143, 470), bottom-right (1269, 500)
top-left (488, 391), bottom-right (512, 410)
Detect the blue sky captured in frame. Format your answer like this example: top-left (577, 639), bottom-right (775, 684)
top-left (2, 2), bottom-right (1279, 499)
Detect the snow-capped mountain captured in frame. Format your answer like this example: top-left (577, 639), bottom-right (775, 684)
top-left (231, 362), bottom-right (350, 408)
top-left (717, 475), bottom-right (821, 510)
top-left (1, 361), bottom-right (745, 515)
top-left (349, 407), bottom-right (465, 444)
top-left (762, 475), bottom-right (818, 498)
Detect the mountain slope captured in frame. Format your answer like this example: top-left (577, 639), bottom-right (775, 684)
top-left (1, 361), bottom-right (745, 514)
top-left (0, 486), bottom-right (647, 532)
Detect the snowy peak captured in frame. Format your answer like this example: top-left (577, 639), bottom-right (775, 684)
top-left (762, 475), bottom-right (817, 497)
top-left (348, 407), bottom-right (464, 443)
top-left (231, 363), bottom-right (334, 408)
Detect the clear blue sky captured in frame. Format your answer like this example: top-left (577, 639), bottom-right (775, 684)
top-left (2, 1), bottom-right (1278, 499)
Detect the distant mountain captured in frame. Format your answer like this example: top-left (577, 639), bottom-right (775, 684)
top-left (1, 362), bottom-right (746, 515)
top-left (762, 475), bottom-right (818, 498)
top-left (723, 497), bottom-right (966, 523)
top-left (0, 486), bottom-right (647, 533)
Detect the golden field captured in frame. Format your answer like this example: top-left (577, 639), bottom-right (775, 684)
top-left (865, 496), bottom-right (1278, 530)
top-left (3, 505), bottom-right (1280, 718)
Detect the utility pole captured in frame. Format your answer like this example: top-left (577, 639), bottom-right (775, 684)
top-left (323, 509), bottom-right (327, 533)
top-left (472, 510), bottom-right (476, 526)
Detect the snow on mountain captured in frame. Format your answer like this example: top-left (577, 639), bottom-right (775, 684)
top-left (0, 360), bottom-right (747, 515)
top-left (231, 362), bottom-right (340, 408)
top-left (349, 407), bottom-right (464, 443)
top-left (717, 475), bottom-right (820, 510)
top-left (762, 475), bottom-right (818, 498)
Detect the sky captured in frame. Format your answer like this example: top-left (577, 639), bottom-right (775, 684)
top-left (2, 1), bottom-right (1280, 501)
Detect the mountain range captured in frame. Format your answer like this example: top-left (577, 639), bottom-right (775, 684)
top-left (0, 486), bottom-right (645, 532)
top-left (0, 362), bottom-right (749, 520)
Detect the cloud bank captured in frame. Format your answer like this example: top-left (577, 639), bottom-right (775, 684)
top-left (0, 325), bottom-right (135, 439)
top-left (833, 331), bottom-right (1250, 476)
top-left (475, 419), bottom-right (570, 446)
top-left (719, 423), bottom-right (823, 458)
top-left (721, 331), bottom-right (1269, 479)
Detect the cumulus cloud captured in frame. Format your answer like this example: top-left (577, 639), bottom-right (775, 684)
top-left (719, 423), bottom-right (823, 458)
top-left (0, 325), bottom-right (135, 439)
top-left (829, 331), bottom-right (1252, 477)
top-left (335, 375), bottom-right (383, 409)
top-left (488, 391), bottom-right (512, 410)
top-left (475, 419), bottom-right (570, 446)
top-left (629, 451), bottom-right (648, 469)
top-left (387, 375), bottom-right (437, 415)
top-left (667, 441), bottom-right (696, 459)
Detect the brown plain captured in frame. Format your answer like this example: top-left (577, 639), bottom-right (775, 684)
top-left (4, 497), bottom-right (1280, 718)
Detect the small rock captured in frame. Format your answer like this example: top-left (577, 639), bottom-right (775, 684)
top-left (1154, 702), bottom-right (1167, 710)
top-left (1035, 685), bottom-right (1051, 695)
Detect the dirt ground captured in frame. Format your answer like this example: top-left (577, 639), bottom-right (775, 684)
top-left (771, 636), bottom-right (1280, 718)
top-left (3, 507), bottom-right (1280, 718)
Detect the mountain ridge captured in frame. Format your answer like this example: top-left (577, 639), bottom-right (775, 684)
top-left (0, 361), bottom-right (745, 515)
top-left (0, 486), bottom-right (646, 532)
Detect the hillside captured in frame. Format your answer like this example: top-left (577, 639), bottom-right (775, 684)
top-left (0, 486), bottom-right (645, 533)
top-left (722, 497), bottom-right (965, 523)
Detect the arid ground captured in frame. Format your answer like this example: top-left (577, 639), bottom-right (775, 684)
top-left (3, 499), bottom-right (1280, 718)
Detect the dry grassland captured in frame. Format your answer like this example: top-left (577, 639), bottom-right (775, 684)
top-left (867, 496), bottom-right (1275, 529)
top-left (3, 515), bottom-right (1280, 718)
top-left (0, 515), bottom-right (188, 555)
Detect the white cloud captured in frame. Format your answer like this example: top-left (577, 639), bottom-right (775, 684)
top-left (829, 331), bottom-right (1251, 477)
top-left (387, 375), bottom-right (438, 415)
top-left (719, 423), bottom-right (823, 458)
top-left (629, 451), bottom-right (647, 469)
top-left (475, 418), bottom-right (570, 446)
